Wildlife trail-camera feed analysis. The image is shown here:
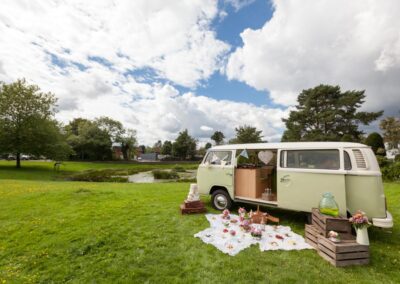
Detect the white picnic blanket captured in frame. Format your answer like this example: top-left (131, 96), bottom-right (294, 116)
top-left (194, 214), bottom-right (313, 256)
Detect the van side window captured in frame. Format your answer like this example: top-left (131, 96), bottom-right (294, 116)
top-left (282, 150), bottom-right (340, 170)
top-left (204, 151), bottom-right (232, 165)
top-left (344, 151), bottom-right (352, 170)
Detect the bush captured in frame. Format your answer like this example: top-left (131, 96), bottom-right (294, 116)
top-left (376, 156), bottom-right (391, 168)
top-left (395, 154), bottom-right (400, 162)
top-left (381, 162), bottom-right (400, 181)
top-left (376, 147), bottom-right (386, 156)
top-left (67, 169), bottom-right (129, 182)
top-left (152, 170), bottom-right (179, 179)
top-left (173, 165), bottom-right (186, 172)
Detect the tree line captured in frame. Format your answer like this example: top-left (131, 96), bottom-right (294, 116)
top-left (1, 79), bottom-right (399, 168)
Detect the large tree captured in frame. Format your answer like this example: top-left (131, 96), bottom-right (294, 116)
top-left (119, 129), bottom-right (137, 160)
top-left (211, 131), bottom-right (225, 145)
top-left (172, 129), bottom-right (197, 160)
top-left (161, 140), bottom-right (172, 155)
top-left (365, 132), bottom-right (385, 154)
top-left (65, 119), bottom-right (112, 160)
top-left (95, 117), bottom-right (137, 160)
top-left (0, 79), bottom-right (71, 167)
top-left (96, 116), bottom-right (124, 141)
top-left (281, 85), bottom-right (383, 142)
top-left (380, 116), bottom-right (400, 149)
top-left (229, 125), bottom-right (263, 144)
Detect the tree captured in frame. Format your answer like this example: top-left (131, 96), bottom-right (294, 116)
top-left (119, 129), bottom-right (137, 160)
top-left (95, 116), bottom-right (124, 142)
top-left (380, 116), bottom-right (400, 149)
top-left (229, 125), bottom-right (263, 144)
top-left (365, 132), bottom-right (385, 154)
top-left (281, 85), bottom-right (383, 142)
top-left (65, 119), bottom-right (112, 160)
top-left (211, 131), bottom-right (225, 145)
top-left (205, 142), bottom-right (212, 149)
top-left (161, 140), bottom-right (172, 155)
top-left (0, 79), bottom-right (72, 168)
top-left (153, 140), bottom-right (162, 154)
top-left (172, 129), bottom-right (197, 160)
top-left (138, 145), bottom-right (146, 154)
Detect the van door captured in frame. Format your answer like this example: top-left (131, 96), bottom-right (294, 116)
top-left (197, 150), bottom-right (235, 197)
top-left (277, 149), bottom-right (347, 216)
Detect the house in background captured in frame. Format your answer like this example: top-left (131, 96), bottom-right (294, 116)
top-left (112, 142), bottom-right (124, 160)
top-left (384, 142), bottom-right (400, 160)
top-left (138, 153), bottom-right (158, 161)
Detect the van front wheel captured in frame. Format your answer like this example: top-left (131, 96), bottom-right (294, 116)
top-left (211, 190), bottom-right (233, 210)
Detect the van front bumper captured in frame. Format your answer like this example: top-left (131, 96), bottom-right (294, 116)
top-left (372, 211), bottom-right (393, 228)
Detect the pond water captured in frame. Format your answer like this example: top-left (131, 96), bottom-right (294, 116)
top-left (127, 170), bottom-right (196, 183)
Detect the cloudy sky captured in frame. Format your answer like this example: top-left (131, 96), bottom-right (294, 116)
top-left (0, 0), bottom-right (399, 145)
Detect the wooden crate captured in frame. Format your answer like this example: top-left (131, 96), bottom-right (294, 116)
top-left (184, 200), bottom-right (203, 208)
top-left (317, 235), bottom-right (369, 267)
top-left (304, 224), bottom-right (321, 249)
top-left (180, 201), bottom-right (206, 214)
top-left (312, 208), bottom-right (352, 239)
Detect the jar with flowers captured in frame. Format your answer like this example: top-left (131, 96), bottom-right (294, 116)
top-left (349, 210), bottom-right (371, 245)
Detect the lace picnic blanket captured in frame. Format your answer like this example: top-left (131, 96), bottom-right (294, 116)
top-left (194, 214), bottom-right (313, 256)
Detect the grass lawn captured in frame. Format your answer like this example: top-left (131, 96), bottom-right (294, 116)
top-left (0, 164), bottom-right (399, 283)
top-left (0, 160), bottom-right (199, 181)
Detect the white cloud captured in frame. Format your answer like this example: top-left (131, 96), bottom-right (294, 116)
top-left (0, 0), bottom-right (289, 145)
top-left (200, 125), bottom-right (214, 132)
top-left (0, 0), bottom-right (229, 88)
top-left (59, 84), bottom-right (288, 145)
top-left (224, 0), bottom-right (256, 11)
top-left (226, 0), bottom-right (400, 114)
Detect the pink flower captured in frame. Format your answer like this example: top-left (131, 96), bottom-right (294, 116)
top-left (223, 228), bottom-right (229, 233)
top-left (238, 207), bottom-right (246, 214)
top-left (349, 210), bottom-right (371, 229)
top-left (230, 230), bottom-right (236, 236)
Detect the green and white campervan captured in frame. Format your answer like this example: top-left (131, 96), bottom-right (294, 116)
top-left (197, 142), bottom-right (393, 228)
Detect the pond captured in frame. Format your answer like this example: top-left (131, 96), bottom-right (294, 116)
top-left (127, 170), bottom-right (197, 183)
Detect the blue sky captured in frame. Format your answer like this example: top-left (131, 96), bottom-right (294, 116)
top-left (0, 0), bottom-right (399, 144)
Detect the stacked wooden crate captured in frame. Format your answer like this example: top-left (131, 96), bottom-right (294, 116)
top-left (180, 200), bottom-right (206, 214)
top-left (305, 208), bottom-right (369, 267)
top-left (317, 235), bottom-right (369, 267)
top-left (311, 208), bottom-right (353, 239)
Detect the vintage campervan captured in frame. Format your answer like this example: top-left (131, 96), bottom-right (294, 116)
top-left (197, 142), bottom-right (393, 228)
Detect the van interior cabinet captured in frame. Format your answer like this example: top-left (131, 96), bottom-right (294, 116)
top-left (235, 168), bottom-right (271, 199)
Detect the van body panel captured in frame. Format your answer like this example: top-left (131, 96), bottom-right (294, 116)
top-left (277, 170), bottom-right (347, 216)
top-left (197, 164), bottom-right (234, 196)
top-left (345, 175), bottom-right (386, 218)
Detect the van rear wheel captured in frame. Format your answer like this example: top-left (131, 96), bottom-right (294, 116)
top-left (211, 189), bottom-right (233, 210)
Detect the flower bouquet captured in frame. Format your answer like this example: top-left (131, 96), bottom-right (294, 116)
top-left (328, 230), bottom-right (341, 243)
top-left (349, 210), bottom-right (371, 245)
top-left (238, 207), bottom-right (246, 221)
top-left (349, 210), bottom-right (371, 229)
top-left (250, 227), bottom-right (262, 239)
top-left (240, 219), bottom-right (252, 232)
top-left (221, 209), bottom-right (230, 220)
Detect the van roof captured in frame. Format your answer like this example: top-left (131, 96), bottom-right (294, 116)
top-left (211, 142), bottom-right (368, 150)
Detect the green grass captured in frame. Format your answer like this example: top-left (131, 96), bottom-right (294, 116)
top-left (0, 164), bottom-right (399, 283)
top-left (0, 160), bottom-right (199, 181)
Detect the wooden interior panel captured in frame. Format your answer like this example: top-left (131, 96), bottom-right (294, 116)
top-left (235, 167), bottom-right (273, 199)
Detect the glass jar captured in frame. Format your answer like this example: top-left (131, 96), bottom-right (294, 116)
top-left (319, 192), bottom-right (339, 217)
